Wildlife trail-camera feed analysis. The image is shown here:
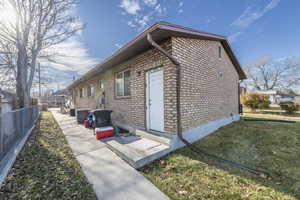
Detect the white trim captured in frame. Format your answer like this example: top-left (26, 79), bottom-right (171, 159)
top-left (99, 80), bottom-right (104, 89)
top-left (146, 67), bottom-right (165, 132)
top-left (170, 114), bottom-right (240, 150)
top-left (146, 71), bottom-right (150, 130)
top-left (115, 69), bottom-right (131, 98)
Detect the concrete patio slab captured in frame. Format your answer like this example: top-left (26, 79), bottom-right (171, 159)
top-left (105, 136), bottom-right (171, 168)
top-left (66, 137), bottom-right (106, 156)
top-left (65, 131), bottom-right (95, 141)
top-left (77, 147), bottom-right (169, 200)
top-left (50, 109), bottom-right (169, 200)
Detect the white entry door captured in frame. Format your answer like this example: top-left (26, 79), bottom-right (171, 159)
top-left (147, 69), bottom-right (164, 132)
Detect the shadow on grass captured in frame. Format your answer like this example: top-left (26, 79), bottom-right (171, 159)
top-left (178, 146), bottom-right (300, 199)
top-left (142, 120), bottom-right (300, 199)
top-left (0, 112), bottom-right (97, 200)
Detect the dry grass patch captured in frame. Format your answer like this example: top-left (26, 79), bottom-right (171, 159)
top-left (0, 112), bottom-right (97, 200)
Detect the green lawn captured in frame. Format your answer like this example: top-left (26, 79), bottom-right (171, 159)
top-left (0, 112), bottom-right (97, 200)
top-left (243, 105), bottom-right (300, 121)
top-left (141, 113), bottom-right (300, 199)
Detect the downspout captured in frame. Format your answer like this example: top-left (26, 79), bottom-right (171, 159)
top-left (146, 33), bottom-right (185, 142)
top-left (146, 33), bottom-right (269, 177)
top-left (238, 80), bottom-right (242, 114)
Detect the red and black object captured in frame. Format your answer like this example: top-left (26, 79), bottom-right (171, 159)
top-left (84, 120), bottom-right (91, 128)
top-left (93, 110), bottom-right (114, 139)
top-left (93, 110), bottom-right (113, 127)
top-left (84, 112), bottom-right (94, 128)
top-left (95, 126), bottom-right (114, 139)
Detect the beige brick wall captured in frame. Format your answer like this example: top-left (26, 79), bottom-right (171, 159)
top-left (172, 37), bottom-right (239, 132)
top-left (73, 37), bottom-right (240, 136)
top-left (73, 40), bottom-right (178, 135)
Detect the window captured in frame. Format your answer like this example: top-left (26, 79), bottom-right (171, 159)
top-left (218, 46), bottom-right (222, 58)
top-left (91, 84), bottom-right (95, 96)
top-left (115, 70), bottom-right (131, 97)
top-left (83, 87), bottom-right (86, 97)
top-left (99, 80), bottom-right (104, 89)
top-left (74, 89), bottom-right (78, 98)
top-left (79, 88), bottom-right (83, 98)
top-left (87, 85), bottom-right (92, 97)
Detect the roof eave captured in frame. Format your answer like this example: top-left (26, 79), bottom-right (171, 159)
top-left (67, 23), bottom-right (162, 90)
top-left (221, 40), bottom-right (246, 80)
top-left (67, 22), bottom-right (247, 89)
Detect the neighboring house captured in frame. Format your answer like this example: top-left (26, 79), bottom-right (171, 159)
top-left (0, 89), bottom-right (15, 114)
top-left (239, 86), bottom-right (247, 95)
top-left (39, 89), bottom-right (70, 107)
top-left (68, 22), bottom-right (246, 148)
top-left (256, 89), bottom-right (298, 104)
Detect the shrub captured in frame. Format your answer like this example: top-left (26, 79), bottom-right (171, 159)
top-left (279, 102), bottom-right (299, 114)
top-left (297, 98), bottom-right (300, 106)
top-left (241, 92), bottom-right (271, 110)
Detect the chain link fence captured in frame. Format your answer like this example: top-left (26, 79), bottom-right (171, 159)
top-left (0, 106), bottom-right (39, 161)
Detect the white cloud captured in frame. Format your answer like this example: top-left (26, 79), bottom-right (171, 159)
top-left (231, 0), bottom-right (280, 28)
top-left (120, 0), bottom-right (141, 15)
top-left (138, 15), bottom-right (150, 28)
top-left (205, 16), bottom-right (216, 24)
top-left (154, 4), bottom-right (163, 15)
top-left (40, 38), bottom-right (99, 75)
top-left (127, 20), bottom-right (136, 27)
top-left (228, 32), bottom-right (243, 43)
top-left (143, 0), bottom-right (157, 7)
top-left (115, 43), bottom-right (122, 49)
top-left (119, 0), bottom-right (167, 31)
top-left (177, 1), bottom-right (184, 14)
top-left (34, 38), bottom-right (100, 90)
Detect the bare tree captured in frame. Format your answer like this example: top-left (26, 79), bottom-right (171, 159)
top-left (0, 41), bottom-right (17, 89)
top-left (0, 0), bottom-right (83, 108)
top-left (244, 56), bottom-right (300, 92)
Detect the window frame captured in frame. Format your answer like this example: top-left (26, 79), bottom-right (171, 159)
top-left (87, 85), bottom-right (92, 97)
top-left (90, 84), bottom-right (95, 96)
top-left (83, 87), bottom-right (87, 97)
top-left (115, 69), bottom-right (131, 98)
top-left (218, 46), bottom-right (222, 59)
top-left (79, 88), bottom-right (83, 98)
top-left (99, 80), bottom-right (104, 89)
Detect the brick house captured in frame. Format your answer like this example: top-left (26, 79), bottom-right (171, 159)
top-left (68, 22), bottom-right (246, 151)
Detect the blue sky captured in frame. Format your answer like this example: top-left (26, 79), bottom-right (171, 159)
top-left (36, 0), bottom-right (299, 91)
top-left (76, 0), bottom-right (300, 65)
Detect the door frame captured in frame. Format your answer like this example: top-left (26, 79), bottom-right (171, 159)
top-left (145, 67), bottom-right (165, 132)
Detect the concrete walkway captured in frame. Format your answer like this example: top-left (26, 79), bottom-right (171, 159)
top-left (51, 110), bottom-right (169, 200)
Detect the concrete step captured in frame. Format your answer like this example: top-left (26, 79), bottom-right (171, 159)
top-left (135, 130), bottom-right (171, 146)
top-left (104, 135), bottom-right (171, 169)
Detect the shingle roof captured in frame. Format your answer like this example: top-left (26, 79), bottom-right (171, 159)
top-left (68, 21), bottom-right (246, 89)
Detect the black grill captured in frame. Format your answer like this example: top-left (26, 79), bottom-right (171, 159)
top-left (76, 109), bottom-right (90, 124)
top-left (93, 110), bottom-right (113, 128)
top-left (70, 109), bottom-right (76, 117)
